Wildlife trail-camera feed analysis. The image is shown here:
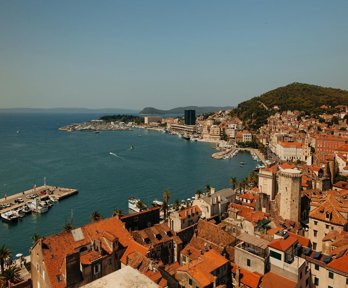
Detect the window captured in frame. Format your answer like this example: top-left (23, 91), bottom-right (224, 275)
top-left (326, 224), bottom-right (329, 229)
top-left (314, 230), bottom-right (318, 237)
top-left (300, 271), bottom-right (302, 279)
top-left (329, 271), bottom-right (334, 279)
top-left (188, 278), bottom-right (192, 286)
top-left (314, 277), bottom-right (319, 286)
top-left (346, 278), bottom-right (348, 285)
top-left (315, 264), bottom-right (319, 270)
top-left (270, 250), bottom-right (282, 260)
top-left (314, 220), bottom-right (318, 225)
top-left (313, 242), bottom-right (317, 250)
top-left (247, 259), bottom-right (251, 267)
top-left (94, 264), bottom-right (101, 275)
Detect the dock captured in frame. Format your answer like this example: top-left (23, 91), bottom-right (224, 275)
top-left (0, 185), bottom-right (78, 214)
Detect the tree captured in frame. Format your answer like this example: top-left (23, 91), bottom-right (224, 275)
top-left (3, 265), bottom-right (22, 284)
top-left (112, 209), bottom-right (124, 217)
top-left (0, 245), bottom-right (11, 275)
top-left (63, 222), bottom-right (74, 232)
top-left (195, 190), bottom-right (203, 199)
top-left (229, 177), bottom-right (237, 189)
top-left (32, 233), bottom-right (41, 244)
top-left (174, 199), bottom-right (181, 211)
top-left (162, 190), bottom-right (171, 219)
top-left (205, 184), bottom-right (211, 193)
top-left (91, 211), bottom-right (103, 222)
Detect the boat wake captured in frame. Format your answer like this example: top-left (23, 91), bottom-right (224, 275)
top-left (109, 152), bottom-right (123, 159)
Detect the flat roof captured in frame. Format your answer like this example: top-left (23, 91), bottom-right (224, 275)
top-left (82, 266), bottom-right (159, 288)
top-left (237, 233), bottom-right (269, 250)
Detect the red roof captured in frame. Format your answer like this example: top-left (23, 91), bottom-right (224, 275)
top-left (231, 263), bottom-right (261, 288)
top-left (260, 272), bottom-right (296, 288)
top-left (269, 235), bottom-right (297, 252)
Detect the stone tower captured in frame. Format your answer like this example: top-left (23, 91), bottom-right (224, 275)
top-left (278, 168), bottom-right (302, 222)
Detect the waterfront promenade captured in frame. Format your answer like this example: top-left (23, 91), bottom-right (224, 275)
top-left (0, 185), bottom-right (78, 214)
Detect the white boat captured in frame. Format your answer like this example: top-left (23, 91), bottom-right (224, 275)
top-left (152, 199), bottom-right (163, 207)
top-left (128, 197), bottom-right (147, 212)
top-left (27, 200), bottom-right (48, 214)
top-left (1, 211), bottom-right (19, 223)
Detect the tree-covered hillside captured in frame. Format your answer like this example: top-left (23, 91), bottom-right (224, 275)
top-left (235, 82), bottom-right (348, 130)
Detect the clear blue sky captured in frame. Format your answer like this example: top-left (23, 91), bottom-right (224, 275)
top-left (1, 0), bottom-right (347, 110)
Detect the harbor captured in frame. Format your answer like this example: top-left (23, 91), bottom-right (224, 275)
top-left (0, 185), bottom-right (78, 223)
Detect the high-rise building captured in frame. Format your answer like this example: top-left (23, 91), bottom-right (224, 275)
top-left (184, 110), bottom-right (196, 125)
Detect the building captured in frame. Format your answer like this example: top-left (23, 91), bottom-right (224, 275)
top-left (132, 222), bottom-right (183, 264)
top-left (144, 116), bottom-right (162, 125)
top-left (276, 141), bottom-right (303, 162)
top-left (168, 206), bottom-right (201, 232)
top-left (234, 233), bottom-right (270, 275)
top-left (184, 110), bottom-right (196, 126)
top-left (31, 217), bottom-right (132, 288)
top-left (81, 265), bottom-right (159, 288)
top-left (176, 249), bottom-right (230, 288)
top-left (277, 167), bottom-right (302, 222)
top-left (268, 232), bottom-right (310, 287)
top-left (120, 207), bottom-right (160, 231)
top-left (308, 190), bottom-right (348, 251)
top-left (258, 165), bottom-right (278, 200)
top-left (192, 188), bottom-right (235, 220)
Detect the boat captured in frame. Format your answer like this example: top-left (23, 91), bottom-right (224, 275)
top-left (21, 205), bottom-right (31, 214)
top-left (130, 145), bottom-right (134, 150)
top-left (128, 197), bottom-right (147, 212)
top-left (49, 195), bottom-right (58, 202)
top-left (182, 133), bottom-right (190, 140)
top-left (240, 161), bottom-right (245, 165)
top-left (27, 200), bottom-right (49, 214)
top-left (152, 199), bottom-right (163, 207)
top-left (1, 211), bottom-right (19, 223)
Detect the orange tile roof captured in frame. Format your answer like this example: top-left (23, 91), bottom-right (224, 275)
top-left (279, 141), bottom-right (303, 148)
top-left (327, 249), bottom-right (348, 274)
top-left (309, 190), bottom-right (348, 226)
top-left (268, 235), bottom-right (297, 252)
top-left (179, 205), bottom-right (201, 219)
top-left (279, 163), bottom-right (296, 170)
top-left (38, 217), bottom-right (132, 288)
top-left (231, 264), bottom-right (261, 288)
top-left (260, 272), bottom-right (296, 288)
top-left (178, 249), bottom-right (228, 287)
top-left (80, 250), bottom-right (103, 265)
top-left (336, 143), bottom-right (348, 152)
top-left (121, 239), bottom-right (149, 264)
top-left (288, 232), bottom-right (311, 248)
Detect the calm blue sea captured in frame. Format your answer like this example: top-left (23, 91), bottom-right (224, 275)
top-left (0, 113), bottom-right (257, 254)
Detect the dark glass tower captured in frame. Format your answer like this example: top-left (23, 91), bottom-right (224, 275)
top-left (184, 110), bottom-right (196, 125)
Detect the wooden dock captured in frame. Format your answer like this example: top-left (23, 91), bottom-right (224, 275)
top-left (0, 185), bottom-right (78, 214)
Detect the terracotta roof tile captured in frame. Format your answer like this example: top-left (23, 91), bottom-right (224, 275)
top-left (268, 235), bottom-right (298, 252)
top-left (260, 272), bottom-right (296, 288)
top-left (231, 264), bottom-right (261, 288)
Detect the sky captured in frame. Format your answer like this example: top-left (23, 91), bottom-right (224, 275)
top-left (0, 1), bottom-right (348, 110)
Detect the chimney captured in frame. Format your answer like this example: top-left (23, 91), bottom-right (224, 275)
top-left (210, 187), bottom-right (216, 194)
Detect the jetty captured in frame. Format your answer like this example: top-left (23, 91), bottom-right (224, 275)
top-left (0, 185), bottom-right (78, 214)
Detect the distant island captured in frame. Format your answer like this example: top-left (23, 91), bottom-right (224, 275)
top-left (139, 106), bottom-right (233, 115)
top-left (59, 115), bottom-right (142, 132)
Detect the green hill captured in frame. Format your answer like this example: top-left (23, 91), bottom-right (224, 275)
top-left (235, 82), bottom-right (348, 130)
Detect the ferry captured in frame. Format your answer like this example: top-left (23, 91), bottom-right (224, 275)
top-left (128, 197), bottom-right (147, 212)
top-left (1, 210), bottom-right (19, 223)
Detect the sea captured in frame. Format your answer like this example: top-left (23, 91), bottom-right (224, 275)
top-left (0, 112), bottom-right (257, 254)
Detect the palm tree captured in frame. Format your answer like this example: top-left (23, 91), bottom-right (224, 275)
top-left (0, 245), bottom-right (11, 275)
top-left (63, 222), bottom-right (74, 232)
top-left (112, 209), bottom-right (123, 217)
top-left (174, 199), bottom-right (180, 211)
top-left (91, 211), bottom-right (103, 222)
top-left (205, 184), bottom-right (211, 193)
top-left (195, 190), bottom-right (203, 199)
top-left (3, 265), bottom-right (22, 284)
top-left (229, 177), bottom-right (237, 189)
top-left (162, 190), bottom-right (171, 219)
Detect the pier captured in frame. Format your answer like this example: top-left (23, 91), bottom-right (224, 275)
top-left (0, 185), bottom-right (78, 214)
